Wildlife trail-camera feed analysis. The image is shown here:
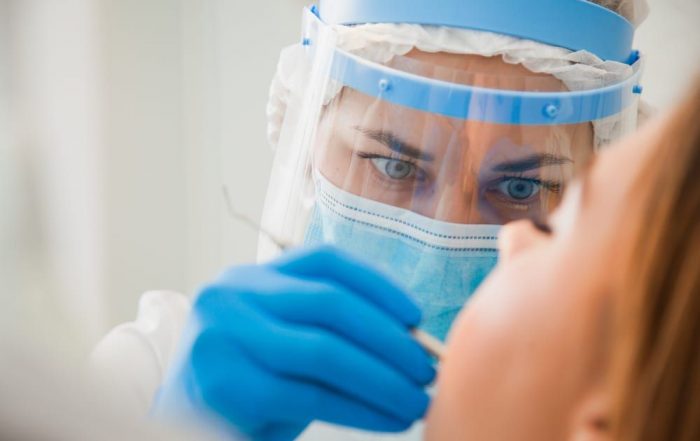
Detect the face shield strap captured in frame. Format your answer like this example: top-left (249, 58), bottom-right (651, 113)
top-left (316, 0), bottom-right (636, 64)
top-left (330, 48), bottom-right (642, 125)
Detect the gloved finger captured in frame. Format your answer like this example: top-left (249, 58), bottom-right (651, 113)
top-left (256, 424), bottom-right (306, 441)
top-left (196, 336), bottom-right (417, 433)
top-left (271, 245), bottom-right (421, 327)
top-left (193, 295), bottom-right (430, 424)
top-left (280, 330), bottom-right (430, 424)
top-left (241, 276), bottom-right (435, 385)
top-left (204, 267), bottom-right (434, 385)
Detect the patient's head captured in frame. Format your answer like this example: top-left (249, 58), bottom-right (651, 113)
top-left (426, 78), bottom-right (700, 441)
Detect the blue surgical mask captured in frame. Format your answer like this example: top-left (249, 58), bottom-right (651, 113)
top-left (305, 173), bottom-right (499, 341)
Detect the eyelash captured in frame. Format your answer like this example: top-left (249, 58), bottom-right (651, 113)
top-left (356, 154), bottom-right (565, 194)
top-left (494, 173), bottom-right (563, 194)
top-left (356, 152), bottom-right (417, 164)
top-left (356, 152), bottom-right (425, 178)
top-left (532, 220), bottom-right (553, 235)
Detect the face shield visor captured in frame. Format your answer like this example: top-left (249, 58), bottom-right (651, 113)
top-left (260, 2), bottom-right (643, 339)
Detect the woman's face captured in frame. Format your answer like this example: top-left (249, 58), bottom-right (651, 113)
top-left (424, 117), bottom-right (664, 441)
top-left (314, 51), bottom-right (594, 225)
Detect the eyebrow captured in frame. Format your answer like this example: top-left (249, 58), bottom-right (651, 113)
top-left (354, 127), bottom-right (435, 161)
top-left (490, 153), bottom-right (573, 173)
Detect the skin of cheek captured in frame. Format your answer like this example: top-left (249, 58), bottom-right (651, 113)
top-left (314, 126), bottom-right (354, 186)
top-left (314, 94), bottom-right (398, 196)
top-left (424, 225), bottom-right (613, 441)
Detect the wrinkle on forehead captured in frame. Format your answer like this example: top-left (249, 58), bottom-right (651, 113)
top-left (391, 49), bottom-right (569, 93)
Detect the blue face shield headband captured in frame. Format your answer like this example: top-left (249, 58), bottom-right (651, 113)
top-left (318, 0), bottom-right (638, 64)
top-left (304, 0), bottom-right (643, 125)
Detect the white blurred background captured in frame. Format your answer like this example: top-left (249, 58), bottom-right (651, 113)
top-left (1, 0), bottom-right (699, 355)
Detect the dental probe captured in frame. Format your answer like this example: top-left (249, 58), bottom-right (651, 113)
top-left (222, 186), bottom-right (445, 361)
top-left (411, 328), bottom-right (445, 361)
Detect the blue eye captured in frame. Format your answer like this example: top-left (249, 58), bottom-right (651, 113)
top-left (370, 157), bottom-right (416, 180)
top-left (497, 178), bottom-right (541, 201)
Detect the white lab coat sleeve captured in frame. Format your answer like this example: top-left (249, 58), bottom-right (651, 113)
top-left (90, 290), bottom-right (192, 417)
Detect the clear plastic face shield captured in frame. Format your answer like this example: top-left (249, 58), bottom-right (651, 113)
top-left (261, 1), bottom-right (643, 339)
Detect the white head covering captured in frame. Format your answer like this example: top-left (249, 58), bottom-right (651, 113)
top-left (267, 0), bottom-right (650, 149)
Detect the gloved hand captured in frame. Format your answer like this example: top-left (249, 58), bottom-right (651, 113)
top-left (153, 245), bottom-right (435, 441)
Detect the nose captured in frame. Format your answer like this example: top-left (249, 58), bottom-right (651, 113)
top-left (498, 220), bottom-right (548, 263)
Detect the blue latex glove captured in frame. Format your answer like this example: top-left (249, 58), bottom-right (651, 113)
top-left (154, 245), bottom-right (436, 441)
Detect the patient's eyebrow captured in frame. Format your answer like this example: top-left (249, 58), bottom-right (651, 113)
top-left (354, 127), bottom-right (435, 161)
top-left (490, 153), bottom-right (573, 173)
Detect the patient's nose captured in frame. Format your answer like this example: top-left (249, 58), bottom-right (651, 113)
top-left (498, 220), bottom-right (548, 263)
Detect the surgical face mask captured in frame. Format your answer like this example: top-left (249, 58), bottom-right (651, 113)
top-left (304, 173), bottom-right (499, 340)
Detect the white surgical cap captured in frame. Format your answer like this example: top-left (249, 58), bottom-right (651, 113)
top-left (267, 0), bottom-right (650, 149)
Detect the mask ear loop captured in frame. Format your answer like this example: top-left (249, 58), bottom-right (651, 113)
top-left (222, 186), bottom-right (292, 250)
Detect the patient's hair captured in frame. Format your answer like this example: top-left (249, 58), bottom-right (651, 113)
top-left (611, 77), bottom-right (700, 441)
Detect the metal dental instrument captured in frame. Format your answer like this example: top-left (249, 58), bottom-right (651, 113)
top-left (411, 328), bottom-right (445, 361)
top-left (222, 186), bottom-right (446, 361)
top-left (222, 186), bottom-right (292, 250)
